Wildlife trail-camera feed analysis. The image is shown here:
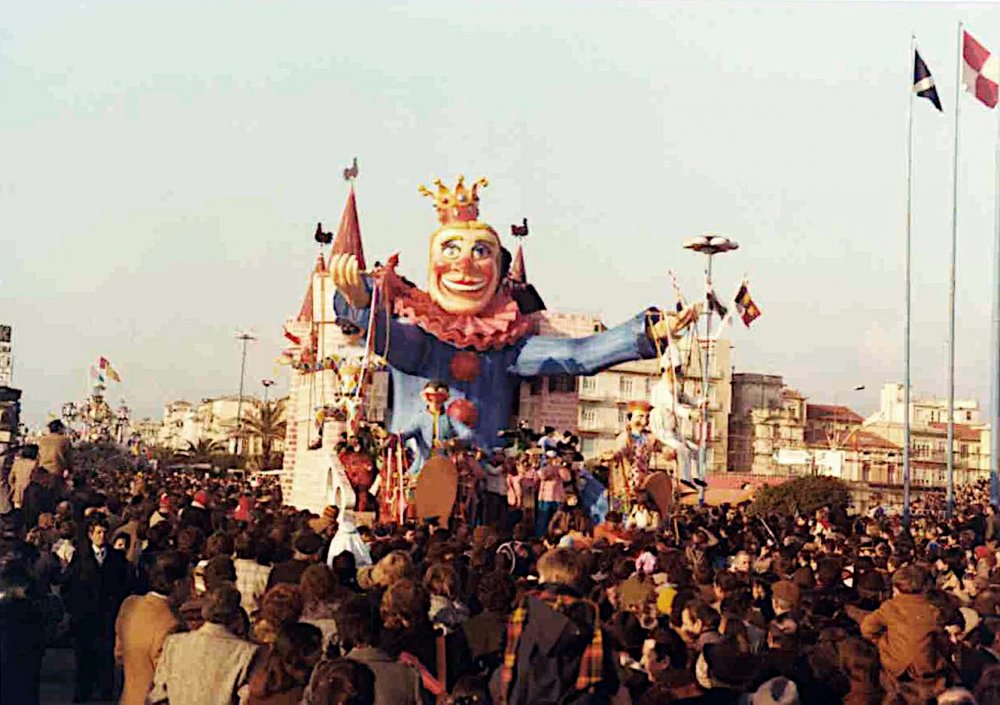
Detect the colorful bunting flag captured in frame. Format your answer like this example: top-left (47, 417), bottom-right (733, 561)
top-left (913, 49), bottom-right (943, 112)
top-left (963, 31), bottom-right (999, 109)
top-left (734, 282), bottom-right (761, 327)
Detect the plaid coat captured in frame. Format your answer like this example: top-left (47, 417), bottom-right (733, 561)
top-left (499, 584), bottom-right (619, 705)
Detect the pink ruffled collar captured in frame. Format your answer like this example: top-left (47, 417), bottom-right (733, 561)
top-left (375, 265), bottom-right (535, 351)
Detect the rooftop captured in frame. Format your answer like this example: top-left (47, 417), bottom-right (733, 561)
top-left (928, 422), bottom-right (984, 442)
top-left (806, 404), bottom-right (864, 424)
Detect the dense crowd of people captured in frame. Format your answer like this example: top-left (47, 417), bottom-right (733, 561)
top-left (7, 420), bottom-right (1000, 705)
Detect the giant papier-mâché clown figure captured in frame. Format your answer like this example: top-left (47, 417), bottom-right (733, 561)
top-left (330, 176), bottom-right (698, 462)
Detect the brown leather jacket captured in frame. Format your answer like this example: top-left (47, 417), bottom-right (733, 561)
top-left (860, 593), bottom-right (947, 678)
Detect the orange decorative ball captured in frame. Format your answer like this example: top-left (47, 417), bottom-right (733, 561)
top-left (447, 398), bottom-right (478, 428)
top-left (449, 351), bottom-right (482, 382)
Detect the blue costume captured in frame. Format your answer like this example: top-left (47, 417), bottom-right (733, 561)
top-left (334, 279), bottom-right (662, 449)
top-left (396, 407), bottom-right (473, 475)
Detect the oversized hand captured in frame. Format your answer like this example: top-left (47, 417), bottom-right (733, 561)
top-left (649, 302), bottom-right (702, 341)
top-left (330, 253), bottom-right (371, 309)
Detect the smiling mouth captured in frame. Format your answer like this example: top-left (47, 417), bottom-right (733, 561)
top-left (441, 277), bottom-right (487, 293)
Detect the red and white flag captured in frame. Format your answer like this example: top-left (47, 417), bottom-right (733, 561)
top-left (963, 31), bottom-right (998, 109)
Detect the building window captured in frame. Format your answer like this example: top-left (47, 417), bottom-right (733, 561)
top-left (581, 438), bottom-right (595, 455)
top-left (548, 376), bottom-right (574, 393)
top-left (581, 408), bottom-right (597, 425)
top-left (619, 377), bottom-right (633, 396)
top-left (529, 378), bottom-right (542, 396)
top-left (960, 444), bottom-right (969, 458)
top-left (618, 409), bottom-right (628, 426)
top-left (861, 462), bottom-right (870, 482)
top-left (581, 377), bottom-right (597, 392)
top-left (967, 411), bottom-right (973, 421)
top-left (886, 464), bottom-right (895, 485)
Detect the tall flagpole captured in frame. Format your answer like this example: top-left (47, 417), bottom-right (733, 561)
top-left (947, 21), bottom-right (963, 516)
top-left (991, 80), bottom-right (1000, 508)
top-left (903, 34), bottom-right (915, 526)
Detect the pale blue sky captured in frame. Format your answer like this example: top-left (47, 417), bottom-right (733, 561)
top-left (2, 1), bottom-right (999, 424)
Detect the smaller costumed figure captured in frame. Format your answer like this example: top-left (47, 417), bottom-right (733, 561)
top-left (603, 401), bottom-right (673, 514)
top-left (396, 380), bottom-right (474, 475)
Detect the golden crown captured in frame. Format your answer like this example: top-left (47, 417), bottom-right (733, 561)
top-left (419, 175), bottom-right (489, 226)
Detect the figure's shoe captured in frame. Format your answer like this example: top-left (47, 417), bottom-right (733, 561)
top-left (308, 439), bottom-right (323, 450)
top-left (680, 479), bottom-right (697, 491)
top-left (692, 478), bottom-right (708, 488)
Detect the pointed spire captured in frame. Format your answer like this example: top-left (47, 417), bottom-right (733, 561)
top-left (297, 252), bottom-right (327, 322)
top-left (329, 187), bottom-right (366, 270)
top-left (510, 243), bottom-right (527, 283)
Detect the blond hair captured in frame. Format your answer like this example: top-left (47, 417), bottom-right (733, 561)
top-left (537, 548), bottom-right (582, 587)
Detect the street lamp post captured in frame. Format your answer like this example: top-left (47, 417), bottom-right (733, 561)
top-left (831, 385), bottom-right (867, 450)
top-left (262, 379), bottom-right (274, 405)
top-left (234, 331), bottom-right (257, 455)
top-left (683, 235), bottom-right (739, 500)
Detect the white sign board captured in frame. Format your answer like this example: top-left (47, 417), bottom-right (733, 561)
top-left (774, 448), bottom-right (811, 466)
top-left (813, 449), bottom-right (845, 478)
top-left (0, 325), bottom-right (10, 386)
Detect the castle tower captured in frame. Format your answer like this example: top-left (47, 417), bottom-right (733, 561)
top-left (280, 187), bottom-right (388, 513)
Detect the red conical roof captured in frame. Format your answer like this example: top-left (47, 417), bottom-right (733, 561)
top-left (510, 243), bottom-right (527, 283)
top-left (297, 251), bottom-right (327, 322)
top-left (329, 187), bottom-right (366, 271)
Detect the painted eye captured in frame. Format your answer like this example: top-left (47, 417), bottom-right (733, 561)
top-left (442, 242), bottom-right (461, 259)
top-left (472, 243), bottom-right (492, 259)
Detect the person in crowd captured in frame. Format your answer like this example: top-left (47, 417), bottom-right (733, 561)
top-left (308, 658), bottom-right (377, 705)
top-left (21, 466), bottom-right (60, 530)
top-left (37, 419), bottom-right (73, 477)
top-left (245, 621), bottom-right (323, 705)
top-left (115, 550), bottom-right (188, 705)
top-left (323, 594), bottom-right (425, 705)
top-left (8, 443), bottom-right (39, 508)
top-left (0, 537), bottom-right (50, 705)
top-left (268, 530), bottom-right (324, 588)
top-left (254, 583), bottom-right (304, 645)
top-left (179, 489), bottom-right (213, 536)
top-left (300, 563), bottom-right (341, 652)
top-left (861, 564), bottom-right (949, 703)
top-left (149, 583), bottom-right (262, 705)
top-left (426, 561), bottom-right (471, 632)
top-left (235, 530), bottom-right (273, 615)
top-left (63, 513), bottom-right (131, 703)
top-left (497, 547), bottom-right (619, 705)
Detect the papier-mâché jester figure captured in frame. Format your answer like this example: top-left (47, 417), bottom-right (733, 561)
top-left (330, 176), bottom-right (699, 456)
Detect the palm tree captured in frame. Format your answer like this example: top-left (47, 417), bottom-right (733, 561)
top-left (184, 438), bottom-right (226, 464)
top-left (240, 399), bottom-right (287, 469)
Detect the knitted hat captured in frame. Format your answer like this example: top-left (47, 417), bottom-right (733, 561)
top-left (193, 490), bottom-right (209, 506)
top-left (294, 531), bottom-right (325, 556)
top-left (158, 494), bottom-right (172, 511)
top-left (751, 677), bottom-right (800, 705)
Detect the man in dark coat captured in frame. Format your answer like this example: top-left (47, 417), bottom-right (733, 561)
top-left (496, 548), bottom-right (619, 705)
top-left (178, 490), bottom-right (213, 536)
top-left (21, 466), bottom-right (60, 530)
top-left (267, 530), bottom-right (323, 589)
top-left (64, 514), bottom-right (132, 702)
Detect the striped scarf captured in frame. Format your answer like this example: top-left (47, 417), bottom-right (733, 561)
top-left (498, 589), bottom-right (604, 704)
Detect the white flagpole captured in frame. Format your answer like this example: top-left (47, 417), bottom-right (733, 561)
top-left (947, 21), bottom-right (963, 515)
top-left (991, 74), bottom-right (1000, 507)
top-left (904, 34), bottom-right (915, 526)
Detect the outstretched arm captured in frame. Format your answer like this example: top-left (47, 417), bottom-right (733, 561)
top-left (510, 309), bottom-right (660, 377)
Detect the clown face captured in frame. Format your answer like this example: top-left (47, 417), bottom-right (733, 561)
top-left (629, 409), bottom-right (651, 433)
top-left (428, 226), bottom-right (502, 315)
top-left (422, 384), bottom-right (450, 412)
